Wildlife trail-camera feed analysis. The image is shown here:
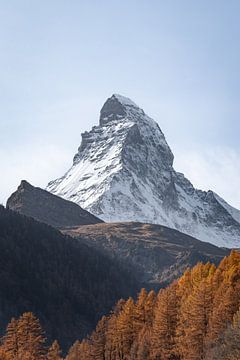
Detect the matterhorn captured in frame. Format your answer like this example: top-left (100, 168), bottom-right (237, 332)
top-left (47, 94), bottom-right (240, 247)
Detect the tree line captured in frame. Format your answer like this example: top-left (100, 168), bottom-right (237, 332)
top-left (0, 251), bottom-right (239, 360)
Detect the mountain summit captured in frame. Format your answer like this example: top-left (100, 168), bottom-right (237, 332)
top-left (47, 94), bottom-right (240, 247)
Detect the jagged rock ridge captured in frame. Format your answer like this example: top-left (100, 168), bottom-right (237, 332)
top-left (7, 180), bottom-right (103, 228)
top-left (47, 94), bottom-right (240, 247)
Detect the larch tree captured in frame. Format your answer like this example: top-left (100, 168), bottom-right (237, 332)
top-left (47, 340), bottom-right (62, 360)
top-left (17, 312), bottom-right (46, 360)
top-left (130, 325), bottom-right (151, 360)
top-left (1, 318), bottom-right (20, 359)
top-left (105, 312), bottom-right (120, 360)
top-left (207, 283), bottom-right (239, 346)
top-left (133, 288), bottom-right (148, 334)
top-left (150, 283), bottom-right (179, 360)
top-left (114, 297), bottom-right (135, 360)
top-left (66, 340), bottom-right (87, 360)
top-left (143, 290), bottom-right (156, 327)
top-left (205, 306), bottom-right (240, 360)
top-left (207, 252), bottom-right (240, 347)
top-left (177, 279), bottom-right (213, 360)
top-left (89, 316), bottom-right (108, 360)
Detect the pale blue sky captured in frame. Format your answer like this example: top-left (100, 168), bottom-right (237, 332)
top-left (1, 0), bottom-right (240, 208)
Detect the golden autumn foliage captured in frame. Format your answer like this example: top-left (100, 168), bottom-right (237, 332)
top-left (0, 251), bottom-right (239, 360)
top-left (47, 340), bottom-right (63, 360)
top-left (0, 312), bottom-right (63, 360)
top-left (68, 251), bottom-right (240, 360)
top-left (0, 312), bottom-right (47, 360)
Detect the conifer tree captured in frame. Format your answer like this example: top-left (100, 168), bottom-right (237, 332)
top-left (0, 348), bottom-right (10, 360)
top-left (177, 279), bottom-right (212, 360)
top-left (115, 297), bottom-right (135, 359)
top-left (47, 340), bottom-right (62, 360)
top-left (207, 283), bottom-right (239, 345)
top-left (66, 340), bottom-right (82, 360)
top-left (89, 316), bottom-right (108, 360)
top-left (144, 290), bottom-right (156, 326)
top-left (1, 318), bottom-right (19, 359)
top-left (151, 283), bottom-right (179, 360)
top-left (130, 325), bottom-right (151, 360)
top-left (133, 288), bottom-right (148, 334)
top-left (206, 306), bottom-right (240, 360)
top-left (17, 312), bottom-right (46, 360)
top-left (104, 313), bottom-right (118, 360)
top-left (177, 268), bottom-right (192, 301)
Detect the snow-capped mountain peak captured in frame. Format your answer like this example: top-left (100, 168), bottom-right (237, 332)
top-left (99, 94), bottom-right (140, 125)
top-left (47, 94), bottom-right (240, 248)
top-left (105, 93), bottom-right (139, 109)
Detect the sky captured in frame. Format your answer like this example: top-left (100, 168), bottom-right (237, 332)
top-left (0, 0), bottom-right (240, 208)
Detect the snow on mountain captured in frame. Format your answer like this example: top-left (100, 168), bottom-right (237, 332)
top-left (213, 192), bottom-right (240, 224)
top-left (47, 94), bottom-right (240, 248)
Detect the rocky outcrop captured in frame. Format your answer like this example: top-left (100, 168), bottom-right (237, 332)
top-left (7, 180), bottom-right (103, 228)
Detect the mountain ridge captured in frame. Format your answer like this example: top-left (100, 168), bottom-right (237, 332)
top-left (6, 182), bottom-right (230, 286)
top-left (7, 180), bottom-right (103, 228)
top-left (63, 221), bottom-right (230, 286)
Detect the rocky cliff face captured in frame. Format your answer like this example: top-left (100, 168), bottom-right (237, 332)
top-left (47, 94), bottom-right (240, 247)
top-left (7, 180), bottom-right (103, 228)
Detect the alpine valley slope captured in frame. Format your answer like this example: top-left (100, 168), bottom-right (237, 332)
top-left (47, 94), bottom-right (240, 248)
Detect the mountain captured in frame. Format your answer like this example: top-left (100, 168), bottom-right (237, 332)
top-left (64, 222), bottom-right (229, 287)
top-left (0, 205), bottom-right (137, 350)
top-left (47, 94), bottom-right (240, 248)
top-left (6, 184), bottom-right (229, 287)
top-left (7, 180), bottom-right (103, 229)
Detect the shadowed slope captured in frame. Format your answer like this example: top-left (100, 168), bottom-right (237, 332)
top-left (0, 206), bottom-right (137, 350)
top-left (64, 222), bottom-right (230, 286)
top-left (7, 180), bottom-right (103, 229)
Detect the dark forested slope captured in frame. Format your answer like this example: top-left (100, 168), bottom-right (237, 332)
top-left (0, 206), bottom-right (137, 350)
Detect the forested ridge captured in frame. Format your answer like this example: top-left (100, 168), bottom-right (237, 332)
top-left (0, 251), bottom-right (239, 359)
top-left (0, 206), bottom-right (137, 350)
